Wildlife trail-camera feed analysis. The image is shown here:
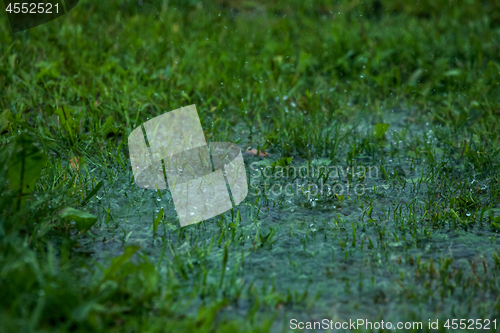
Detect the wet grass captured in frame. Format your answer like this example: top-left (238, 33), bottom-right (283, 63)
top-left (1, 0), bottom-right (500, 332)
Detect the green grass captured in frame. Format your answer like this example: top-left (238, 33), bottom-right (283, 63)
top-left (1, 0), bottom-right (500, 332)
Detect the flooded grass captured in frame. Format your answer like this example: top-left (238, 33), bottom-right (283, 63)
top-left (1, 0), bottom-right (500, 332)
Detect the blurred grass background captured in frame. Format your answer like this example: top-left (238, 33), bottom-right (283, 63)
top-left (1, 0), bottom-right (500, 157)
